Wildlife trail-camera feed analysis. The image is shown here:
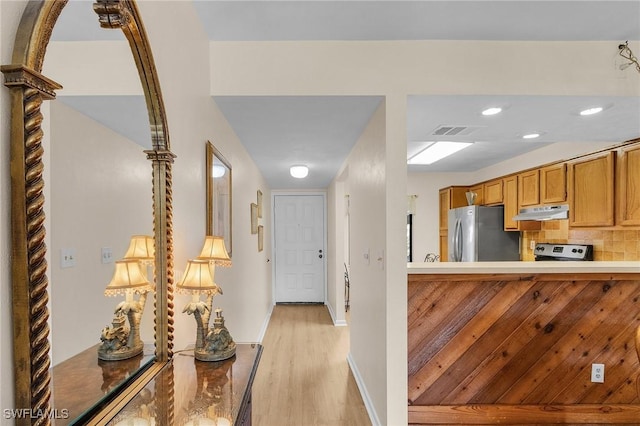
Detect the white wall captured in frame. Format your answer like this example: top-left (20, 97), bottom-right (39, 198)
top-left (210, 41), bottom-right (639, 96)
top-left (49, 101), bottom-right (154, 365)
top-left (344, 102), bottom-right (388, 424)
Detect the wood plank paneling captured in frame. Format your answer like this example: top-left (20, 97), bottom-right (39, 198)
top-left (408, 273), bottom-right (640, 424)
top-left (409, 404), bottom-right (640, 424)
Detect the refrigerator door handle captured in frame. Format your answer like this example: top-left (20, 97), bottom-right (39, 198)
top-left (451, 219), bottom-right (458, 261)
top-left (457, 219), bottom-right (463, 261)
top-left (453, 218), bottom-right (462, 262)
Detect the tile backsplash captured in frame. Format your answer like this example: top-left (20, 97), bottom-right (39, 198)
top-left (521, 221), bottom-right (640, 261)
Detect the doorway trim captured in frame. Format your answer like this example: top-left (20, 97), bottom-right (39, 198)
top-left (271, 190), bottom-right (328, 305)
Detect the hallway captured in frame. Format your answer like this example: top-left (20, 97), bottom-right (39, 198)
top-left (252, 305), bottom-right (371, 425)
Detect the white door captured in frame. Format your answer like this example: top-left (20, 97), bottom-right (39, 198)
top-left (274, 194), bottom-right (325, 303)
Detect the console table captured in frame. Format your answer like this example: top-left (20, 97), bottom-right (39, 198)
top-left (107, 343), bottom-right (263, 425)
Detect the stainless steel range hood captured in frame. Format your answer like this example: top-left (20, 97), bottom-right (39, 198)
top-left (513, 204), bottom-right (569, 221)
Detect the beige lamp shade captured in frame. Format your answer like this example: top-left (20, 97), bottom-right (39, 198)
top-left (124, 235), bottom-right (154, 261)
top-left (105, 259), bottom-right (153, 296)
top-left (177, 259), bottom-right (222, 295)
top-left (197, 236), bottom-right (231, 267)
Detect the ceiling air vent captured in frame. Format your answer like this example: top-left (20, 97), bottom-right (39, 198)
top-left (431, 125), bottom-right (483, 137)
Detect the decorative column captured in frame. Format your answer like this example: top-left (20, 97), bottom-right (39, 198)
top-left (146, 149), bottom-right (176, 361)
top-left (1, 65), bottom-right (62, 426)
top-left (94, 0), bottom-right (177, 364)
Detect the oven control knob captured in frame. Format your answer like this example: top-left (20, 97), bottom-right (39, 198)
top-left (572, 248), bottom-right (577, 253)
top-left (578, 249), bottom-right (583, 253)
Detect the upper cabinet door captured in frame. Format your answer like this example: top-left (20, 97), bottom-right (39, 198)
top-left (484, 179), bottom-right (503, 205)
top-left (618, 144), bottom-right (640, 226)
top-left (569, 152), bottom-right (616, 227)
top-left (540, 163), bottom-right (567, 203)
top-left (518, 169), bottom-right (540, 207)
top-left (503, 176), bottom-right (519, 230)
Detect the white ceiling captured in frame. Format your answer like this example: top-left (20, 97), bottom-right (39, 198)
top-left (193, 1), bottom-right (640, 42)
top-left (51, 1), bottom-right (640, 189)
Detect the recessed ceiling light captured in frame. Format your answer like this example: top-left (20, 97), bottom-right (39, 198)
top-left (407, 141), bottom-right (473, 165)
top-left (579, 107), bottom-right (604, 116)
top-left (290, 165), bottom-right (309, 179)
top-left (481, 107), bottom-right (502, 116)
top-left (522, 133), bottom-right (540, 139)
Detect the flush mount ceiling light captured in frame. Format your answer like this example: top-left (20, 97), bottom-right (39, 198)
top-left (408, 141), bottom-right (473, 165)
top-left (579, 107), bottom-right (604, 116)
top-left (290, 165), bottom-right (309, 179)
top-left (212, 164), bottom-right (226, 178)
top-left (618, 41), bottom-right (640, 73)
top-left (522, 133), bottom-right (541, 140)
top-left (481, 107), bottom-right (502, 116)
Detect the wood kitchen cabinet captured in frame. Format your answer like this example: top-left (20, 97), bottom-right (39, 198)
top-left (540, 163), bottom-right (567, 203)
top-left (617, 144), bottom-right (640, 226)
top-left (504, 175), bottom-right (540, 231)
top-left (503, 176), bottom-right (519, 230)
top-left (518, 169), bottom-right (540, 207)
top-left (483, 179), bottom-right (503, 205)
top-left (568, 151), bottom-right (615, 227)
top-left (439, 186), bottom-right (468, 230)
top-left (439, 229), bottom-right (448, 262)
top-left (468, 184), bottom-right (484, 205)
top-left (439, 186), bottom-right (468, 260)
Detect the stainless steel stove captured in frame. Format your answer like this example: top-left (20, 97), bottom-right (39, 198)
top-left (534, 243), bottom-right (594, 261)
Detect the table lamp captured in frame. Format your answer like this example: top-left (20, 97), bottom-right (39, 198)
top-left (197, 235), bottom-right (232, 267)
top-left (124, 235), bottom-right (155, 263)
top-left (178, 236), bottom-right (235, 361)
top-left (98, 259), bottom-right (153, 360)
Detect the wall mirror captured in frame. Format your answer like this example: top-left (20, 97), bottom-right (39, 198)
top-left (206, 141), bottom-right (232, 256)
top-left (2, 0), bottom-right (174, 424)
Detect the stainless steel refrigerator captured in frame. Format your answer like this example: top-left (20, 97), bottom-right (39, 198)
top-left (448, 205), bottom-right (520, 262)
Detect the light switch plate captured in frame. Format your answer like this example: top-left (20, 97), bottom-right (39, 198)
top-left (363, 248), bottom-right (370, 265)
top-left (60, 248), bottom-right (76, 269)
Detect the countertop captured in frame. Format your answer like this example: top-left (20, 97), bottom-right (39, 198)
top-left (408, 261), bottom-right (640, 274)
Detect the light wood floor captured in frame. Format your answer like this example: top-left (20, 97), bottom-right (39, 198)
top-left (252, 304), bottom-right (371, 426)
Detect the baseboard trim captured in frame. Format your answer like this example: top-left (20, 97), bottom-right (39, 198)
top-left (326, 302), bottom-right (347, 327)
top-left (256, 303), bottom-right (274, 343)
top-left (347, 352), bottom-right (381, 426)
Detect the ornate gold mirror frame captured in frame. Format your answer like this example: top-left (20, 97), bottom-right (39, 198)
top-left (1, 0), bottom-right (174, 423)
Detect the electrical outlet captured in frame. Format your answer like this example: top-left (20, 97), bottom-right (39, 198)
top-left (101, 247), bottom-right (113, 264)
top-left (591, 363), bottom-right (605, 383)
top-left (530, 240), bottom-right (536, 250)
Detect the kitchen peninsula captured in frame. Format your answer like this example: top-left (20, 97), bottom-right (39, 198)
top-left (407, 261), bottom-right (640, 425)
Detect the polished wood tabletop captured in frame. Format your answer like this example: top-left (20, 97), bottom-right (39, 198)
top-left (108, 343), bottom-right (263, 425)
top-left (51, 343), bottom-right (155, 425)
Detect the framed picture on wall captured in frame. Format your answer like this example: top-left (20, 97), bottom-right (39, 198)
top-left (258, 225), bottom-right (264, 252)
top-left (206, 141), bottom-right (232, 256)
top-left (257, 190), bottom-right (263, 218)
top-left (251, 203), bottom-right (258, 234)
